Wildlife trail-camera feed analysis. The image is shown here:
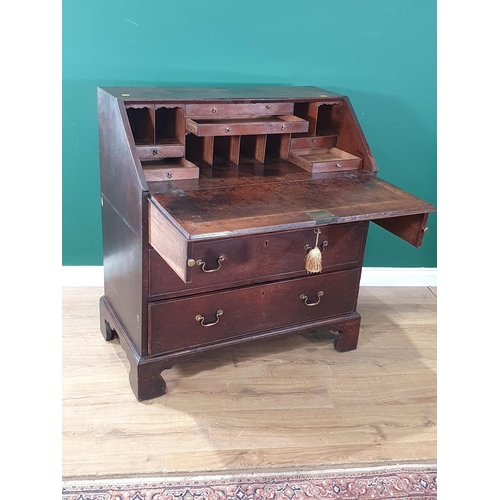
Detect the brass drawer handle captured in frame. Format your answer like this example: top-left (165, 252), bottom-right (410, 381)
top-left (195, 310), bottom-right (223, 327)
top-left (304, 241), bottom-right (328, 254)
top-left (300, 291), bottom-right (324, 306)
top-left (196, 255), bottom-right (225, 273)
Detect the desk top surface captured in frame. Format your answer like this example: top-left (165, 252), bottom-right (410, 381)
top-left (151, 167), bottom-right (435, 239)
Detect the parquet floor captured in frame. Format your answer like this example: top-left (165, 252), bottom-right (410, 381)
top-left (62, 286), bottom-right (436, 479)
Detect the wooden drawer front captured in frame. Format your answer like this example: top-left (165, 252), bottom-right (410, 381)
top-left (136, 144), bottom-right (185, 160)
top-left (186, 102), bottom-right (294, 118)
top-left (185, 115), bottom-right (309, 137)
top-left (149, 222), bottom-right (366, 297)
top-left (142, 159), bottom-right (199, 183)
top-left (289, 135), bottom-right (337, 150)
top-left (149, 268), bottom-right (359, 355)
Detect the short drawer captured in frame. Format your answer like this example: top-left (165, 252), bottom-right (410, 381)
top-left (148, 268), bottom-right (359, 355)
top-left (289, 135), bottom-right (337, 150)
top-left (136, 143), bottom-right (185, 160)
top-left (185, 102), bottom-right (294, 118)
top-left (149, 222), bottom-right (367, 297)
top-left (142, 158), bottom-right (199, 183)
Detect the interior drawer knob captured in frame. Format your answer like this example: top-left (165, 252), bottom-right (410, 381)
top-left (196, 255), bottom-right (225, 273)
top-left (195, 310), bottom-right (223, 327)
top-left (300, 291), bottom-right (324, 307)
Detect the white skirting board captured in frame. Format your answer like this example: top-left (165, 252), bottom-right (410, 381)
top-left (61, 266), bottom-right (437, 287)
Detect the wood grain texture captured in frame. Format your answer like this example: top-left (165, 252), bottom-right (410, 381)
top-left (148, 269), bottom-right (359, 355)
top-left (148, 222), bottom-right (366, 299)
top-left (102, 86), bottom-right (342, 101)
top-left (288, 147), bottom-right (362, 173)
top-left (326, 98), bottom-right (378, 173)
top-left (148, 199), bottom-right (190, 282)
top-left (186, 102), bottom-right (294, 118)
top-left (186, 115), bottom-right (309, 137)
top-left (373, 213), bottom-right (429, 248)
top-left (151, 172), bottom-right (436, 240)
top-left (137, 144), bottom-right (185, 160)
top-left (142, 158), bottom-right (199, 183)
top-left (63, 286), bottom-right (436, 478)
top-left (290, 135), bottom-right (337, 150)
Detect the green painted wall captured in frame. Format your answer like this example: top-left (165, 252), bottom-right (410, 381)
top-left (62, 0), bottom-right (436, 267)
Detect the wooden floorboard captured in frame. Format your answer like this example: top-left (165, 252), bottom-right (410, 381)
top-left (62, 286), bottom-right (436, 479)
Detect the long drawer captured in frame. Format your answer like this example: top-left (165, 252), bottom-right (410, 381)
top-left (185, 102), bottom-right (294, 118)
top-left (148, 268), bottom-right (359, 355)
top-left (149, 222), bottom-right (366, 297)
top-left (185, 115), bottom-right (309, 137)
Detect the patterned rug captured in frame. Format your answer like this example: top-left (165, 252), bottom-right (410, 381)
top-left (62, 464), bottom-right (437, 499)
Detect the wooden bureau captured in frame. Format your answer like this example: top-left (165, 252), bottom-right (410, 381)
top-left (97, 86), bottom-right (435, 401)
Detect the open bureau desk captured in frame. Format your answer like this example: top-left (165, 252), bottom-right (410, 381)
top-left (97, 86), bottom-right (435, 401)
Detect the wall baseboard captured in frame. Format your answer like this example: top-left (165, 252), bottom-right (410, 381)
top-left (359, 267), bottom-right (437, 287)
top-left (61, 266), bottom-right (437, 287)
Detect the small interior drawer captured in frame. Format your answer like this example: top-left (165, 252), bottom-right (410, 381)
top-left (289, 135), bottom-right (337, 150)
top-left (142, 158), bottom-right (199, 183)
top-left (289, 147), bottom-right (362, 173)
top-left (186, 102), bottom-right (294, 118)
top-left (148, 268), bottom-right (359, 355)
top-left (136, 143), bottom-right (185, 160)
top-left (185, 115), bottom-right (309, 137)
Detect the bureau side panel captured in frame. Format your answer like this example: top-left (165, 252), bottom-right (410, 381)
top-left (101, 196), bottom-right (147, 354)
top-left (97, 88), bottom-right (148, 224)
top-left (98, 88), bottom-right (149, 355)
top-left (334, 98), bottom-right (378, 173)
